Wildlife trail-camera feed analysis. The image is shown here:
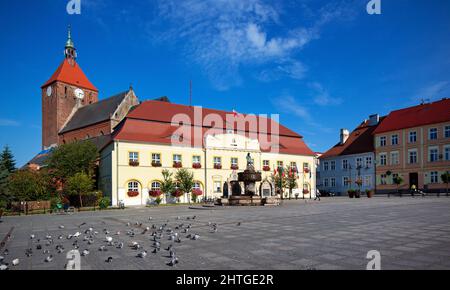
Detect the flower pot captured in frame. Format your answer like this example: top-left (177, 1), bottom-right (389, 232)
top-left (127, 191), bottom-right (139, 197)
top-left (348, 191), bottom-right (354, 198)
top-left (367, 191), bottom-right (374, 198)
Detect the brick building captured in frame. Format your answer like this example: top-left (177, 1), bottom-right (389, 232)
top-left (25, 27), bottom-right (138, 168)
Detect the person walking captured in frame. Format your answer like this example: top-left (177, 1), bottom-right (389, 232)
top-left (411, 184), bottom-right (417, 197)
top-left (314, 189), bottom-right (321, 201)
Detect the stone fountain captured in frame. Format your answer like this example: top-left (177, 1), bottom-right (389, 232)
top-left (228, 153), bottom-right (263, 206)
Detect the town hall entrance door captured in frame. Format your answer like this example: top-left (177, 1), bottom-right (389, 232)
top-left (409, 172), bottom-right (419, 189)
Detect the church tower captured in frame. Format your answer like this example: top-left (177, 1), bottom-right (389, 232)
top-left (41, 26), bottom-right (99, 149)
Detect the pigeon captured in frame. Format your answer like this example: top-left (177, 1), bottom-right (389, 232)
top-left (25, 248), bottom-right (33, 257)
top-left (116, 231), bottom-right (121, 236)
top-left (167, 256), bottom-right (179, 267)
top-left (58, 235), bottom-right (63, 240)
top-left (59, 225), bottom-right (65, 229)
top-left (176, 216), bottom-right (180, 220)
top-left (105, 236), bottom-right (113, 243)
top-left (44, 249), bottom-right (50, 254)
top-left (81, 249), bottom-right (90, 256)
top-left (88, 239), bottom-right (94, 245)
top-left (116, 242), bottom-right (124, 249)
top-left (126, 222), bottom-right (131, 227)
top-left (237, 222), bottom-right (241, 226)
top-left (137, 250), bottom-right (147, 258)
top-left (45, 234), bottom-right (52, 240)
top-left (67, 235), bottom-right (73, 240)
top-left (98, 246), bottom-right (107, 252)
top-left (105, 257), bottom-right (113, 263)
top-left (166, 244), bottom-right (173, 251)
top-left (73, 232), bottom-right (81, 238)
top-left (56, 246), bottom-right (65, 254)
top-left (0, 256), bottom-right (4, 262)
top-left (30, 234), bottom-right (35, 240)
top-left (148, 217), bottom-right (153, 221)
top-left (45, 255), bottom-right (53, 263)
top-left (191, 234), bottom-right (200, 240)
top-left (3, 249), bottom-right (9, 256)
top-left (12, 259), bottom-right (19, 266)
top-left (169, 249), bottom-right (176, 258)
top-left (36, 244), bottom-right (42, 250)
top-left (151, 248), bottom-right (158, 254)
top-left (78, 222), bottom-right (87, 227)
top-left (0, 264), bottom-right (8, 271)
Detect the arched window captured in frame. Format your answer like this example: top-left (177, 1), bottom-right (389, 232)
top-left (151, 181), bottom-right (161, 191)
top-left (193, 182), bottom-right (202, 190)
top-left (128, 181), bottom-right (139, 192)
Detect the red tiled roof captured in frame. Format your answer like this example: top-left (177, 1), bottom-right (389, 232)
top-left (41, 59), bottom-right (98, 92)
top-left (373, 99), bottom-right (450, 134)
top-left (320, 118), bottom-right (385, 159)
top-left (113, 100), bottom-right (315, 156)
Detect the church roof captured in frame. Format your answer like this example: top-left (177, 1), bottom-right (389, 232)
top-left (59, 91), bottom-right (129, 134)
top-left (111, 100), bottom-right (315, 156)
top-left (41, 59), bottom-right (98, 92)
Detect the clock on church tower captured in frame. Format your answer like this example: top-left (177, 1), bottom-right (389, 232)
top-left (41, 26), bottom-right (99, 150)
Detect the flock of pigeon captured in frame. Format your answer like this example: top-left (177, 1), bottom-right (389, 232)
top-left (0, 215), bottom-right (226, 270)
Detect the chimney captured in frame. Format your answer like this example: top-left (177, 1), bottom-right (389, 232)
top-left (340, 129), bottom-right (349, 145)
top-left (368, 114), bottom-right (380, 126)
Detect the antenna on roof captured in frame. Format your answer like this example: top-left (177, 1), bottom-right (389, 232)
top-left (420, 97), bottom-right (430, 105)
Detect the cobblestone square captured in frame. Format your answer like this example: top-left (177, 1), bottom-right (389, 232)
top-left (1, 197), bottom-right (450, 270)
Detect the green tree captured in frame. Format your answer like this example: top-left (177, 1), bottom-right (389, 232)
top-left (65, 172), bottom-right (94, 208)
top-left (175, 169), bottom-right (194, 202)
top-left (0, 145), bottom-right (16, 173)
top-left (441, 172), bottom-right (450, 197)
top-left (270, 167), bottom-right (287, 199)
top-left (0, 164), bottom-right (10, 208)
top-left (46, 141), bottom-right (98, 181)
top-left (160, 169), bottom-right (175, 199)
top-left (8, 169), bottom-right (51, 201)
top-left (285, 166), bottom-right (298, 200)
top-left (393, 175), bottom-right (404, 196)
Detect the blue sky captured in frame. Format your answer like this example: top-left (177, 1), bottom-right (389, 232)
top-left (1, 0), bottom-right (449, 166)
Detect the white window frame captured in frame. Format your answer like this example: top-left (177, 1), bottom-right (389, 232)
top-left (342, 159), bottom-right (349, 170)
top-left (380, 136), bottom-right (387, 147)
top-left (379, 153), bottom-right (387, 166)
top-left (409, 131), bottom-right (417, 143)
top-left (408, 149), bottom-right (418, 164)
top-left (331, 178), bottom-right (336, 187)
top-left (173, 154), bottom-right (182, 163)
top-left (365, 156), bottom-right (372, 168)
top-left (429, 128), bottom-right (438, 140)
top-left (152, 153), bottom-right (161, 163)
top-left (445, 125), bottom-right (450, 138)
top-left (430, 171), bottom-right (439, 184)
top-left (323, 162), bottom-right (329, 171)
top-left (429, 147), bottom-right (439, 162)
top-left (390, 151), bottom-right (399, 165)
top-left (445, 145), bottom-right (450, 161)
top-left (330, 161), bottom-right (336, 171)
top-left (391, 134), bottom-right (398, 145)
top-left (193, 155), bottom-right (201, 164)
top-left (128, 181), bottom-right (139, 192)
top-left (129, 152), bottom-right (139, 162)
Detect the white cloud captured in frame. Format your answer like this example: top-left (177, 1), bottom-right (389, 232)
top-left (309, 82), bottom-right (343, 106)
top-left (0, 119), bottom-right (20, 127)
top-left (153, 0), bottom-right (353, 89)
top-left (414, 81), bottom-right (449, 101)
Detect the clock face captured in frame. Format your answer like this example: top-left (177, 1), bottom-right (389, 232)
top-left (46, 86), bottom-right (52, 97)
top-left (74, 88), bottom-right (85, 100)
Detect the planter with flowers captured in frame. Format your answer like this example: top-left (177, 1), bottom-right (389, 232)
top-left (149, 190), bottom-right (163, 205)
top-left (230, 164), bottom-right (239, 170)
top-left (214, 164), bottom-right (222, 170)
top-left (191, 189), bottom-right (203, 203)
top-left (303, 189), bottom-right (310, 196)
top-left (303, 168), bottom-right (310, 174)
top-left (151, 161), bottom-right (162, 167)
top-left (366, 189), bottom-right (374, 198)
top-left (127, 191), bottom-right (139, 197)
top-left (193, 163), bottom-right (202, 169)
top-left (263, 165), bottom-right (271, 172)
top-left (129, 160), bottom-right (139, 167)
top-left (171, 189), bottom-right (184, 203)
top-left (348, 189), bottom-right (356, 198)
top-left (173, 162), bottom-right (182, 168)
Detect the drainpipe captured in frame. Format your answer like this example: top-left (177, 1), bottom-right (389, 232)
top-left (116, 141), bottom-right (119, 207)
